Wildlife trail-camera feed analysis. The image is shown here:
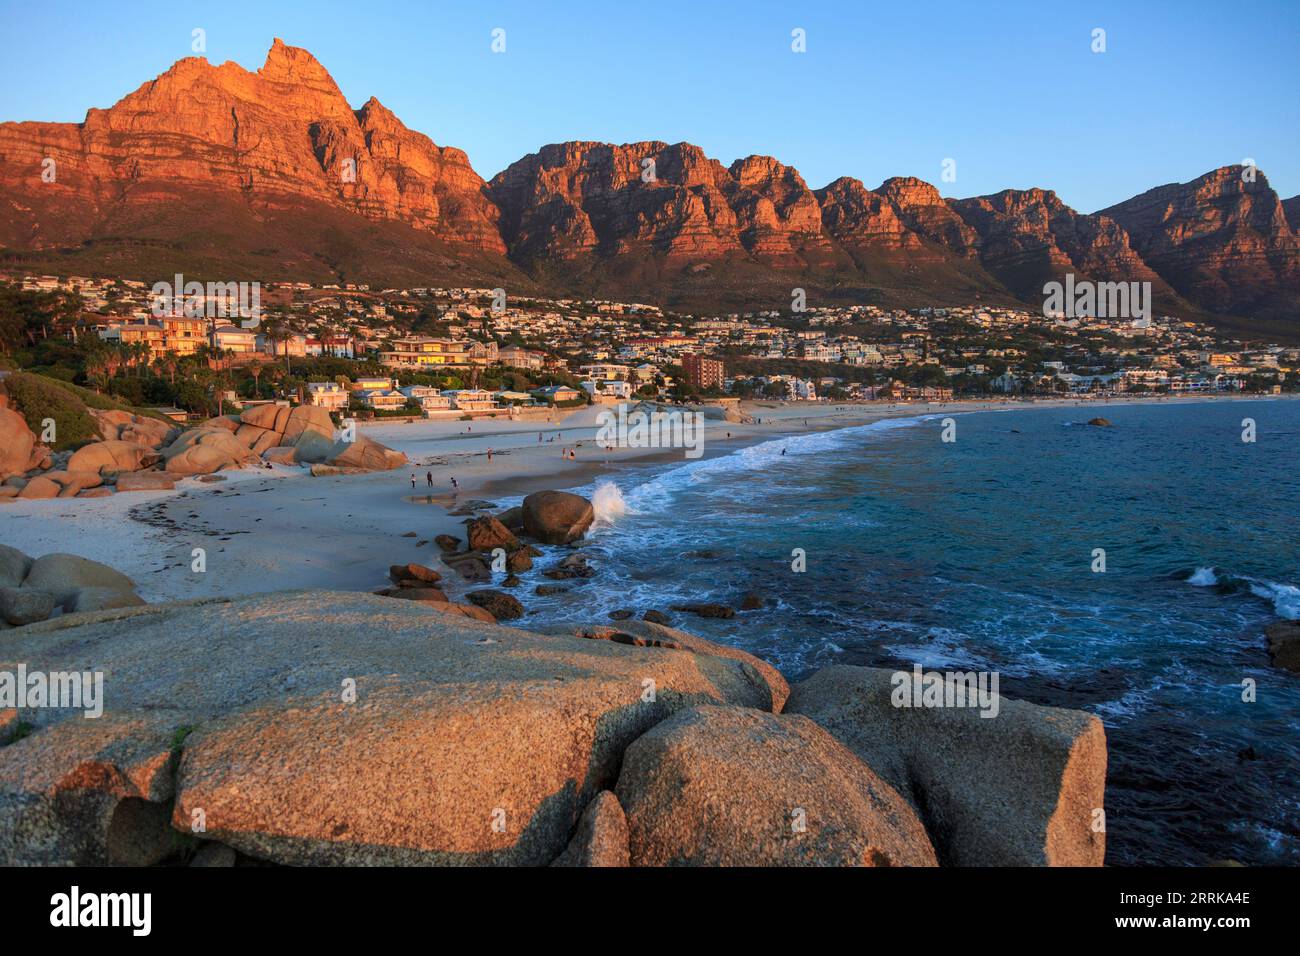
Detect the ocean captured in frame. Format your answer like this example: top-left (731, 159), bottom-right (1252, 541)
top-left (520, 398), bottom-right (1300, 866)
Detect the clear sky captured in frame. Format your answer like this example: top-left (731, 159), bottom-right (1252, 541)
top-left (1, 0), bottom-right (1296, 212)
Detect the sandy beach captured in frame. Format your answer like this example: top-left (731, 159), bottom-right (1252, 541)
top-left (1, 393), bottom-right (1289, 605)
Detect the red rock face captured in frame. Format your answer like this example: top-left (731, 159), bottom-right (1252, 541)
top-left (0, 39), bottom-right (503, 255)
top-left (949, 188), bottom-right (1171, 302)
top-left (1101, 167), bottom-right (1300, 321)
top-left (876, 177), bottom-right (980, 257)
top-left (0, 41), bottom-right (1295, 328)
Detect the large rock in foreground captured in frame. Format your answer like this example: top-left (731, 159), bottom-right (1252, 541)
top-left (0, 591), bottom-right (778, 866)
top-left (565, 619), bottom-right (789, 713)
top-left (785, 665), bottom-right (1107, 866)
top-left (615, 705), bottom-right (938, 866)
top-left (19, 552), bottom-right (143, 612)
top-left (522, 490), bottom-right (595, 545)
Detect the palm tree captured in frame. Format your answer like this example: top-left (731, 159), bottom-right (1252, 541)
top-left (250, 363), bottom-right (263, 398)
top-left (85, 355), bottom-right (109, 392)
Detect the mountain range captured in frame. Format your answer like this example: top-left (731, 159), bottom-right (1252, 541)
top-left (2, 39), bottom-right (1298, 336)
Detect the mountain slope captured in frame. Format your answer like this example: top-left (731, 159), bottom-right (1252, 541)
top-left (0, 39), bottom-right (519, 287)
top-left (1101, 167), bottom-right (1300, 323)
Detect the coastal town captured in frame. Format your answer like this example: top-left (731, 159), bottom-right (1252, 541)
top-left (4, 273), bottom-right (1296, 426)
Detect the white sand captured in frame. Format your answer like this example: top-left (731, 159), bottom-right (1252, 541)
top-left (3, 393), bottom-right (1284, 605)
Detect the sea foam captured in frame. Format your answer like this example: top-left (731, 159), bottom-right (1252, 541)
top-left (591, 480), bottom-right (628, 527)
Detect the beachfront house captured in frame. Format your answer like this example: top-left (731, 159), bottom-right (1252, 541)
top-left (398, 385), bottom-right (456, 417)
top-left (306, 382), bottom-right (349, 410)
top-left (441, 388), bottom-right (498, 412)
top-left (355, 388), bottom-right (408, 413)
top-left (531, 384), bottom-right (583, 405)
top-left (581, 379), bottom-right (634, 401)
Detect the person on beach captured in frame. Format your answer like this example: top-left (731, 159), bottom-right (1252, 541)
top-left (450, 477), bottom-right (459, 493)
top-left (410, 474), bottom-right (416, 488)
top-left (487, 448), bottom-right (493, 462)
top-left (426, 471), bottom-right (432, 487)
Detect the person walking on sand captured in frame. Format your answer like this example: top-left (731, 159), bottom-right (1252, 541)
top-left (487, 448), bottom-right (493, 462)
top-left (410, 473), bottom-right (417, 488)
top-left (450, 476), bottom-right (459, 493)
top-left (426, 471), bottom-right (433, 487)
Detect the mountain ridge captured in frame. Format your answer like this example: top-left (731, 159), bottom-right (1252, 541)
top-left (1, 39), bottom-right (1295, 334)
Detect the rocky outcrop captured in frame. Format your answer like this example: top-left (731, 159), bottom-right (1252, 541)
top-left (1264, 620), bottom-right (1300, 673)
top-left (785, 665), bottom-right (1107, 866)
top-left (465, 589), bottom-right (524, 621)
top-left (66, 440), bottom-right (159, 477)
top-left (521, 490), bottom-right (594, 545)
top-left (950, 187), bottom-right (1173, 304)
top-left (0, 404), bottom-right (43, 481)
top-left (0, 39), bottom-right (506, 264)
top-left (465, 515), bottom-right (520, 553)
top-left (569, 619), bottom-right (789, 712)
top-left (615, 705), bottom-right (938, 866)
top-left (87, 409), bottom-right (176, 448)
top-left (1101, 166), bottom-right (1300, 322)
top-left (0, 590), bottom-right (1113, 867)
top-left (152, 405), bottom-right (402, 477)
top-left (0, 590), bottom-right (781, 865)
top-left (0, 547), bottom-right (144, 627)
top-left (322, 435), bottom-right (407, 472)
top-left (162, 426), bottom-right (261, 476)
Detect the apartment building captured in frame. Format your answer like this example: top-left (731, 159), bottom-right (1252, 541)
top-left (212, 325), bottom-right (258, 354)
top-left (682, 352), bottom-right (725, 390)
top-left (100, 316), bottom-right (208, 357)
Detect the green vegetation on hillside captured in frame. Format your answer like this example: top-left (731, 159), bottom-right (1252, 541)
top-left (0, 371), bottom-right (170, 450)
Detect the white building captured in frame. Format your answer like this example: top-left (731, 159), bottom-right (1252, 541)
top-left (306, 382), bottom-right (349, 410)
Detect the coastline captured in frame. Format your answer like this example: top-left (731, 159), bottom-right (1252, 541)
top-left (0, 392), bottom-right (1292, 607)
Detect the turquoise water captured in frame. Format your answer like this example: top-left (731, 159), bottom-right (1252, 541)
top-left (525, 399), bottom-right (1300, 866)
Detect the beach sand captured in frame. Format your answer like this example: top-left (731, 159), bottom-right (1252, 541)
top-left (1, 393), bottom-right (1285, 605)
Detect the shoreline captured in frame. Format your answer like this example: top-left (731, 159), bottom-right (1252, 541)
top-left (0, 392), bottom-right (1292, 608)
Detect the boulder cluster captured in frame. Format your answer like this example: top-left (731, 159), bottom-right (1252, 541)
top-left (1, 544), bottom-right (144, 628)
top-left (0, 590), bottom-right (1108, 866)
top-left (381, 490), bottom-right (597, 623)
top-left (1, 398), bottom-right (406, 502)
top-left (403, 490), bottom-right (774, 629)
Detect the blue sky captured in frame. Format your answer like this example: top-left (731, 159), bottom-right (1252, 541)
top-left (1, 0), bottom-right (1296, 212)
